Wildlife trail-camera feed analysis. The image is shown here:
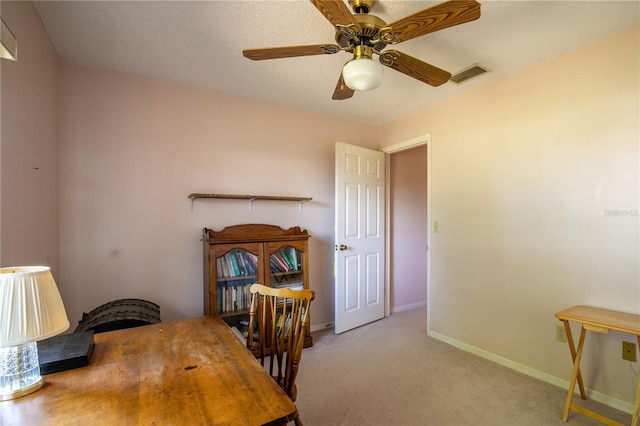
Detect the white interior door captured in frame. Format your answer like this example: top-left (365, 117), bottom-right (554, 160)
top-left (334, 141), bottom-right (385, 334)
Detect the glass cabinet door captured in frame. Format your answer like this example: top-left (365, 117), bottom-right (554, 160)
top-left (268, 245), bottom-right (305, 291)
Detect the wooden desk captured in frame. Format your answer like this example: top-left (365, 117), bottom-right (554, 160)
top-left (556, 305), bottom-right (640, 426)
top-left (0, 316), bottom-right (297, 425)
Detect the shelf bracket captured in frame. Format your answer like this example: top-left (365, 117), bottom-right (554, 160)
top-left (248, 198), bottom-right (257, 212)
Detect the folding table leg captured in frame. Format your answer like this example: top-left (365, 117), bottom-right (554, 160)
top-left (563, 326), bottom-right (587, 422)
top-left (563, 320), bottom-right (586, 398)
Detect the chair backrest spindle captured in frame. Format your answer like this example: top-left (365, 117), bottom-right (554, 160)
top-left (247, 283), bottom-right (314, 402)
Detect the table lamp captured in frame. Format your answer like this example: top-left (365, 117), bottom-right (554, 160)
top-left (0, 266), bottom-right (69, 400)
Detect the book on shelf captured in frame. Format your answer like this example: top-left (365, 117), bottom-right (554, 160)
top-left (270, 252), bottom-right (290, 272)
top-left (237, 253), bottom-right (250, 275)
top-left (217, 281), bottom-right (252, 314)
top-left (230, 252), bottom-right (241, 276)
top-left (245, 254), bottom-right (258, 274)
top-left (269, 247), bottom-right (302, 273)
top-left (272, 281), bottom-right (304, 291)
top-left (275, 314), bottom-right (285, 337)
top-left (287, 247), bottom-right (299, 270)
top-left (278, 250), bottom-right (294, 270)
top-left (275, 313), bottom-right (293, 338)
top-left (217, 250), bottom-right (258, 279)
top-left (233, 321), bottom-right (259, 345)
top-left (216, 257), bottom-right (227, 278)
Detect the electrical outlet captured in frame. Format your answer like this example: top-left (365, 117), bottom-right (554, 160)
top-left (556, 324), bottom-right (567, 343)
top-left (622, 341), bottom-right (637, 362)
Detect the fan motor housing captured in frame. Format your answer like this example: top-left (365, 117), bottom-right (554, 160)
top-left (335, 13), bottom-right (387, 50)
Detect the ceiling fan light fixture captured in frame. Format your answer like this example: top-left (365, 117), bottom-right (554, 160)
top-left (342, 45), bottom-right (382, 91)
top-left (342, 58), bottom-right (382, 91)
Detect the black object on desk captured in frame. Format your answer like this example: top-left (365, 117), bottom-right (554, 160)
top-left (38, 330), bottom-right (95, 375)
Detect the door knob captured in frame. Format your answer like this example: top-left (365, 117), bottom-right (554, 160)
top-left (337, 244), bottom-right (347, 251)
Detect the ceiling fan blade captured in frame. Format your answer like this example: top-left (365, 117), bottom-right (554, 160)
top-left (385, 0), bottom-right (480, 43)
top-left (332, 71), bottom-right (354, 100)
top-left (380, 50), bottom-right (451, 87)
top-left (310, 0), bottom-right (360, 28)
top-left (243, 44), bottom-right (340, 61)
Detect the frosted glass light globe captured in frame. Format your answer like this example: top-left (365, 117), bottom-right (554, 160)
top-left (342, 57), bottom-right (382, 91)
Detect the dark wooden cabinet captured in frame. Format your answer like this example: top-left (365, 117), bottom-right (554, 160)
top-left (202, 224), bottom-right (313, 350)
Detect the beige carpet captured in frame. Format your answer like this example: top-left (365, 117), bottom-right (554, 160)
top-left (294, 307), bottom-right (632, 426)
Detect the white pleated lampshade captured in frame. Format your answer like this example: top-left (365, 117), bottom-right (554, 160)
top-left (0, 266), bottom-right (70, 347)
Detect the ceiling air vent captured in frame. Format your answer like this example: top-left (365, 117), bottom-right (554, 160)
top-left (450, 64), bottom-right (489, 84)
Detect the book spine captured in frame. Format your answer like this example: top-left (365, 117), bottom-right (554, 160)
top-left (246, 253), bottom-right (258, 275)
top-left (230, 253), bottom-right (241, 276)
top-left (289, 247), bottom-right (299, 270)
top-left (279, 250), bottom-right (295, 270)
top-left (271, 253), bottom-right (289, 271)
top-left (236, 252), bottom-right (248, 275)
top-left (216, 258), bottom-right (224, 278)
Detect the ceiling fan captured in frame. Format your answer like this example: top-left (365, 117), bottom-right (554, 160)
top-left (242, 0), bottom-right (481, 100)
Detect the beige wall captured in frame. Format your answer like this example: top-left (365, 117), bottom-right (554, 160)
top-left (0, 1), bottom-right (59, 274)
top-left (58, 61), bottom-right (380, 326)
top-left (380, 26), bottom-right (639, 409)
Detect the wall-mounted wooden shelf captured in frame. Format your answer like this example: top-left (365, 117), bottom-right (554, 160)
top-left (188, 193), bottom-right (312, 212)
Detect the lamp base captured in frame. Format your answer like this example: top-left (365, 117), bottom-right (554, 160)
top-left (0, 341), bottom-right (45, 401)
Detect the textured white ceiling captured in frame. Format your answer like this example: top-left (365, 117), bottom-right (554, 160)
top-left (33, 0), bottom-right (639, 125)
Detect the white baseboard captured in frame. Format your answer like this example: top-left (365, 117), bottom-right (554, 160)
top-left (311, 322), bottom-right (334, 333)
top-left (391, 301), bottom-right (427, 314)
top-left (428, 330), bottom-right (634, 415)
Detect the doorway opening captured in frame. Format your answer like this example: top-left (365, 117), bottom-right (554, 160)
top-left (384, 135), bottom-right (431, 329)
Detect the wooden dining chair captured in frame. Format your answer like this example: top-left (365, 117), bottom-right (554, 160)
top-left (248, 283), bottom-right (315, 426)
